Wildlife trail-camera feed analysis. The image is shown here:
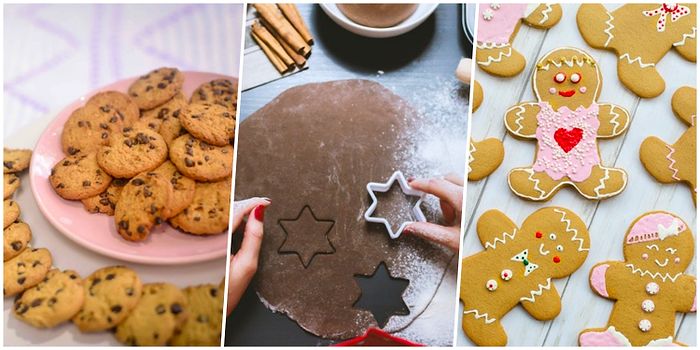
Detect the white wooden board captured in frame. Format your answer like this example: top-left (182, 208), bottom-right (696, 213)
top-left (457, 3), bottom-right (697, 346)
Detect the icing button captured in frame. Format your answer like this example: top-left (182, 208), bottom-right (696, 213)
top-left (638, 319), bottom-right (652, 332)
top-left (490, 3), bottom-right (500, 10)
top-left (486, 279), bottom-right (498, 291)
top-left (642, 299), bottom-right (655, 313)
top-left (500, 269), bottom-right (512, 281)
top-left (482, 9), bottom-right (494, 21)
top-left (646, 282), bottom-right (659, 295)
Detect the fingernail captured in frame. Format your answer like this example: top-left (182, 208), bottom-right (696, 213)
top-left (407, 176), bottom-right (415, 183)
top-left (253, 205), bottom-right (266, 221)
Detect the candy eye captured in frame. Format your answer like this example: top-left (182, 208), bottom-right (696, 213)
top-left (556, 245), bottom-right (564, 252)
top-left (549, 233), bottom-right (557, 240)
top-left (570, 73), bottom-right (581, 83)
top-left (554, 72), bottom-right (566, 83)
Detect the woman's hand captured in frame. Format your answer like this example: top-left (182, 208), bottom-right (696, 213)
top-left (404, 174), bottom-right (463, 252)
top-left (227, 197), bottom-right (270, 315)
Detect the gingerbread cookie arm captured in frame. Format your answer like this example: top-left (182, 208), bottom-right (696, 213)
top-left (673, 28), bottom-right (697, 63)
top-left (589, 261), bottom-right (626, 300)
top-left (671, 86), bottom-right (696, 126)
top-left (597, 104), bottom-right (630, 138)
top-left (674, 274), bottom-right (697, 313)
top-left (523, 4), bottom-right (562, 29)
top-left (475, 209), bottom-right (518, 250)
top-left (504, 102), bottom-right (540, 138)
top-left (519, 278), bottom-right (562, 320)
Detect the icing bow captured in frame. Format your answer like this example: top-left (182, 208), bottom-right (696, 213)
top-left (658, 218), bottom-right (682, 240)
top-left (511, 249), bottom-right (539, 276)
top-left (643, 3), bottom-right (691, 32)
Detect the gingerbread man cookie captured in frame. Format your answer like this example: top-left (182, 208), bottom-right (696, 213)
top-left (577, 4), bottom-right (696, 98)
top-left (504, 47), bottom-right (630, 201)
top-left (476, 3), bottom-right (563, 77)
top-left (579, 211), bottom-right (696, 346)
top-left (468, 81), bottom-right (504, 181)
top-left (640, 86), bottom-right (696, 204)
top-left (461, 207), bottom-right (590, 346)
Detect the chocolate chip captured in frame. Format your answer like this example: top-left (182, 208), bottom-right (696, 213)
top-left (67, 147), bottom-right (79, 155)
top-left (17, 277), bottom-right (26, 285)
top-left (69, 273), bottom-right (78, 279)
top-left (111, 305), bottom-right (122, 313)
top-left (132, 178), bottom-right (144, 186)
top-left (31, 298), bottom-right (43, 307)
top-left (82, 180), bottom-right (91, 187)
top-left (137, 225), bottom-right (145, 234)
top-left (101, 132), bottom-right (108, 139)
top-left (184, 158), bottom-right (194, 167)
top-left (119, 220), bottom-right (129, 230)
top-left (91, 278), bottom-right (101, 287)
top-left (32, 260), bottom-right (41, 267)
top-left (17, 304), bottom-right (29, 315)
top-left (100, 105), bottom-right (111, 113)
top-left (197, 314), bottom-right (209, 323)
top-left (210, 288), bottom-right (218, 297)
top-left (56, 183), bottom-right (65, 189)
top-left (170, 303), bottom-right (183, 314)
top-left (106, 273), bottom-right (115, 280)
top-left (11, 241), bottom-right (22, 251)
top-left (155, 304), bottom-right (165, 314)
top-left (157, 82), bottom-right (167, 89)
top-left (99, 198), bottom-right (111, 206)
top-left (126, 287), bottom-right (134, 296)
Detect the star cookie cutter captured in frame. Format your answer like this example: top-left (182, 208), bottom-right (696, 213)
top-left (364, 171), bottom-right (426, 239)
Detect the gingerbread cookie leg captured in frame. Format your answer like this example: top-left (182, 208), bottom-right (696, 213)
top-left (507, 167), bottom-right (562, 201)
top-left (640, 137), bottom-right (682, 184)
top-left (616, 49), bottom-right (665, 98)
top-left (476, 45), bottom-right (526, 77)
top-left (572, 165), bottom-right (628, 200)
top-left (673, 27), bottom-right (697, 62)
top-left (579, 326), bottom-right (633, 346)
top-left (576, 4), bottom-right (614, 50)
top-left (461, 312), bottom-right (507, 346)
top-left (468, 139), bottom-right (504, 181)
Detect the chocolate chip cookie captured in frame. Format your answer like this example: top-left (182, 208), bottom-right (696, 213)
top-left (128, 68), bottom-right (184, 110)
top-left (4, 248), bottom-right (52, 297)
top-left (86, 91), bottom-right (141, 127)
top-left (151, 161), bottom-right (195, 218)
top-left (114, 172), bottom-right (173, 241)
top-left (190, 78), bottom-right (238, 111)
top-left (169, 135), bottom-right (233, 181)
top-left (80, 178), bottom-right (129, 216)
top-left (4, 148), bottom-right (32, 173)
top-left (4, 199), bottom-right (20, 228)
top-left (72, 266), bottom-right (143, 332)
top-left (3, 221), bottom-right (31, 261)
top-left (97, 127), bottom-right (168, 178)
top-left (134, 93), bottom-right (187, 132)
top-left (115, 283), bottom-right (188, 346)
top-left (60, 103), bottom-right (127, 156)
top-left (4, 173), bottom-right (20, 199)
top-left (169, 284), bottom-right (223, 346)
top-left (49, 152), bottom-right (113, 200)
top-left (170, 178), bottom-right (231, 235)
top-left (13, 269), bottom-right (84, 328)
top-left (180, 102), bottom-right (236, 146)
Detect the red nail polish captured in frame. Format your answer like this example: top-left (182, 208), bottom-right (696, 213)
top-left (253, 205), bottom-right (266, 221)
top-left (407, 176), bottom-right (415, 183)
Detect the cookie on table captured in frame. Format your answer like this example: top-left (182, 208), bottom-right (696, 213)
top-left (134, 93), bottom-right (187, 132)
top-left (4, 174), bottom-right (20, 199)
top-left (190, 78), bottom-right (238, 111)
top-left (472, 80), bottom-right (484, 112)
top-left (4, 199), bottom-right (20, 228)
top-left (80, 178), bottom-right (129, 216)
top-left (468, 138), bottom-right (504, 181)
top-left (13, 269), bottom-right (84, 328)
top-left (115, 283), bottom-right (188, 346)
top-left (170, 284), bottom-right (223, 346)
top-left (4, 148), bottom-right (32, 173)
top-left (72, 266), bottom-right (143, 332)
top-left (49, 152), bottom-right (113, 200)
top-left (86, 91), bottom-right (141, 127)
top-left (97, 127), bottom-right (168, 179)
top-left (128, 67), bottom-right (185, 110)
top-left (60, 103), bottom-right (127, 156)
top-left (114, 172), bottom-right (173, 241)
top-left (169, 134), bottom-right (233, 182)
top-left (3, 221), bottom-right (31, 261)
top-left (158, 110), bottom-right (188, 147)
top-left (170, 178), bottom-right (231, 235)
top-left (4, 248), bottom-right (52, 297)
top-left (180, 102), bottom-right (236, 146)
top-left (151, 161), bottom-right (195, 218)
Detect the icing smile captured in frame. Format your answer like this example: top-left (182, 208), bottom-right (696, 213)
top-left (539, 243), bottom-right (550, 256)
top-left (558, 89), bottom-right (575, 97)
top-left (654, 258), bottom-right (669, 267)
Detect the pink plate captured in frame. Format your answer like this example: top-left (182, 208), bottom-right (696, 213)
top-left (30, 72), bottom-right (235, 265)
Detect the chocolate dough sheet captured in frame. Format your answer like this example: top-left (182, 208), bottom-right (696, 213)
top-left (234, 80), bottom-right (457, 339)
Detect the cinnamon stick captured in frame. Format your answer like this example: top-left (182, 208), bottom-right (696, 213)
top-left (251, 21), bottom-right (294, 67)
top-left (253, 4), bottom-right (310, 56)
top-left (270, 24), bottom-right (306, 66)
top-left (251, 31), bottom-right (288, 73)
top-left (278, 4), bottom-right (314, 45)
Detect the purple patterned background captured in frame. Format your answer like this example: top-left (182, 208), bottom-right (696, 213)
top-left (3, 4), bottom-right (243, 137)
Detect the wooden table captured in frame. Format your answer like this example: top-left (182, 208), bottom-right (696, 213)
top-left (459, 3), bottom-right (696, 346)
top-left (227, 4), bottom-right (472, 346)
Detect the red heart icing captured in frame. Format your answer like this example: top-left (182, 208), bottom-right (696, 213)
top-left (554, 128), bottom-right (583, 153)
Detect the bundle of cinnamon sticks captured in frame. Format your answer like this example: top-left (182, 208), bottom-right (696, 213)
top-left (251, 4), bottom-right (314, 73)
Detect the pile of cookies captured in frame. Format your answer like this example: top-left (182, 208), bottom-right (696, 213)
top-left (49, 67), bottom-right (236, 241)
top-left (4, 148), bottom-right (225, 345)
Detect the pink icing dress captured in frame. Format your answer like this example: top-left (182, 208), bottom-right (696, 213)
top-left (476, 3), bottom-right (528, 45)
top-left (533, 102), bottom-right (600, 182)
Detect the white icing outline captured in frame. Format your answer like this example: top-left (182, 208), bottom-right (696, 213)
top-left (538, 4), bottom-right (553, 25)
top-left (609, 106), bottom-right (621, 135)
top-left (618, 53), bottom-right (655, 68)
top-left (654, 258), bottom-right (669, 267)
top-left (477, 46), bottom-right (513, 66)
top-left (504, 103), bottom-right (539, 138)
top-left (665, 144), bottom-right (681, 180)
top-left (646, 244), bottom-right (660, 250)
top-left (593, 168), bottom-right (610, 197)
top-left (364, 171), bottom-right (426, 240)
top-left (485, 228), bottom-right (517, 250)
top-left (603, 11), bottom-right (615, 47)
top-left (508, 166), bottom-right (627, 201)
top-left (533, 47), bottom-right (602, 103)
top-left (626, 263), bottom-right (681, 282)
top-left (467, 141), bottom-right (476, 173)
top-left (674, 26), bottom-right (697, 47)
top-left (520, 277), bottom-right (552, 303)
top-left (539, 243), bottom-right (550, 256)
top-left (553, 208), bottom-right (588, 252)
top-left (463, 309), bottom-right (496, 324)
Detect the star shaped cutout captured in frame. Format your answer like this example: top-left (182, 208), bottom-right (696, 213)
top-left (353, 262), bottom-right (410, 328)
top-left (279, 206), bottom-right (335, 268)
top-left (364, 171), bottom-right (426, 239)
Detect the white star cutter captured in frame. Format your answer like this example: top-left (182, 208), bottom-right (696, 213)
top-left (364, 171), bottom-right (427, 239)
